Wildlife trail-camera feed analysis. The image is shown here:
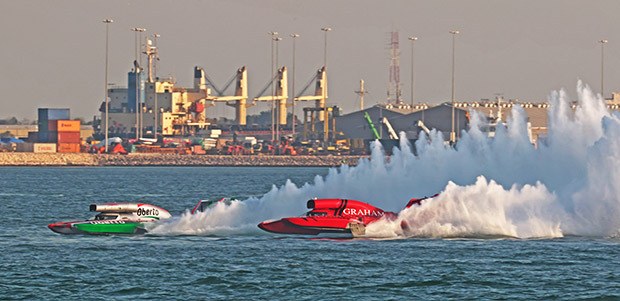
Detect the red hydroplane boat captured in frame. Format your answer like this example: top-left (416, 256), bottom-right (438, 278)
top-left (258, 195), bottom-right (436, 236)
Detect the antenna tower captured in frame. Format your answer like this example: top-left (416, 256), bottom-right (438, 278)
top-left (387, 31), bottom-right (402, 104)
top-left (354, 79), bottom-right (368, 110)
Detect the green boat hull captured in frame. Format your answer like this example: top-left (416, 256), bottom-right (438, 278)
top-left (74, 222), bottom-right (145, 234)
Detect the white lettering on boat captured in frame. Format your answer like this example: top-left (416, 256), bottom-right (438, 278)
top-left (342, 208), bottom-right (384, 217)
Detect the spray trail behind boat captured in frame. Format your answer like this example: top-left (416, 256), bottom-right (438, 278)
top-left (152, 81), bottom-right (620, 239)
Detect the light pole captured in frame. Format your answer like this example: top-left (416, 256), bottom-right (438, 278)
top-left (290, 33), bottom-right (299, 137)
top-left (138, 28), bottom-right (146, 138)
top-left (321, 27), bottom-right (332, 142)
top-left (103, 18), bottom-right (113, 153)
top-left (600, 39), bottom-right (608, 97)
top-left (449, 30), bottom-right (459, 144)
top-left (131, 27), bottom-right (146, 139)
top-left (268, 31), bottom-right (278, 142)
top-left (321, 27), bottom-right (332, 69)
top-left (153, 33), bottom-right (160, 138)
top-left (274, 36), bottom-right (282, 142)
top-left (408, 36), bottom-right (418, 107)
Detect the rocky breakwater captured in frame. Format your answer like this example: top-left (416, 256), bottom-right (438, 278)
top-left (0, 153), bottom-right (99, 166)
top-left (101, 154), bottom-right (363, 167)
top-left (0, 153), bottom-right (365, 167)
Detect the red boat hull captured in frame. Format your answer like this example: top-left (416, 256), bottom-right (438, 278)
top-left (259, 216), bottom-right (357, 235)
top-left (259, 219), bottom-right (323, 235)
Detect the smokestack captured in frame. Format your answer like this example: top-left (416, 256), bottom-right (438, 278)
top-left (194, 66), bottom-right (207, 90)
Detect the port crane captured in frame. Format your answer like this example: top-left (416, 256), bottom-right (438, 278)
top-left (363, 112), bottom-right (381, 140)
top-left (381, 117), bottom-right (399, 139)
top-left (253, 66), bottom-right (289, 126)
top-left (416, 120), bottom-right (431, 135)
top-left (295, 67), bottom-right (329, 141)
top-left (197, 66), bottom-right (250, 125)
top-left (362, 113), bottom-right (399, 140)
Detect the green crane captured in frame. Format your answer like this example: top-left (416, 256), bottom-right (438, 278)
top-left (363, 112), bottom-right (380, 139)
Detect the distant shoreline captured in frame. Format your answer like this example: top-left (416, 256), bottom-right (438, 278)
top-left (0, 153), bottom-right (365, 167)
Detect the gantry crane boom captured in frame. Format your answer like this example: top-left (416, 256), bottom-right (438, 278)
top-left (364, 112), bottom-right (381, 139)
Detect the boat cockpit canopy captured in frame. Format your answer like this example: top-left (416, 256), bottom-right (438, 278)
top-left (94, 213), bottom-right (119, 221)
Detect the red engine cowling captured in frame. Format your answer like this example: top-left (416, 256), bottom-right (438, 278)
top-left (307, 199), bottom-right (346, 210)
top-left (306, 199), bottom-right (386, 218)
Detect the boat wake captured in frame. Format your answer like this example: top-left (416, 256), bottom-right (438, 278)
top-left (150, 81), bottom-right (620, 239)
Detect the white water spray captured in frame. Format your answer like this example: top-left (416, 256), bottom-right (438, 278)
top-left (151, 81), bottom-right (620, 238)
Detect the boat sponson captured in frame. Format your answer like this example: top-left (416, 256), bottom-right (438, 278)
top-left (258, 217), bottom-right (352, 235)
top-left (258, 219), bottom-right (323, 235)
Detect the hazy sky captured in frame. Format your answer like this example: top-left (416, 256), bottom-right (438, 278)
top-left (2, 0), bottom-right (620, 120)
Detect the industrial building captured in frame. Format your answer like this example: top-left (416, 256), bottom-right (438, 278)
top-left (98, 32), bottom-right (332, 140)
top-left (335, 103), bottom-right (469, 141)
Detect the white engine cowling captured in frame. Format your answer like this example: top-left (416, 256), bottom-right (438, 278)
top-left (89, 203), bottom-right (171, 219)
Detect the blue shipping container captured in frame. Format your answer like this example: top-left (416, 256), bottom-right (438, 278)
top-left (38, 108), bottom-right (70, 122)
top-left (38, 131), bottom-right (58, 143)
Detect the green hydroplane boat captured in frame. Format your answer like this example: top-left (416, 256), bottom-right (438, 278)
top-left (48, 203), bottom-right (171, 235)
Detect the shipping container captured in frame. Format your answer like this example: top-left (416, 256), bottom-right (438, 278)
top-left (38, 131), bottom-right (58, 143)
top-left (37, 120), bottom-right (47, 132)
top-left (56, 120), bottom-right (80, 132)
top-left (191, 145), bottom-right (206, 155)
top-left (57, 131), bottom-right (81, 143)
top-left (15, 143), bottom-right (32, 152)
top-left (38, 108), bottom-right (70, 122)
top-left (27, 132), bottom-right (39, 142)
top-left (46, 120), bottom-right (57, 132)
top-left (17, 143), bottom-right (57, 153)
top-left (57, 143), bottom-right (80, 153)
top-left (35, 143), bottom-right (57, 153)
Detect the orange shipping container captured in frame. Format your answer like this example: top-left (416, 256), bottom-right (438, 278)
top-left (57, 143), bottom-right (80, 153)
top-left (56, 120), bottom-right (81, 132)
top-left (57, 131), bottom-right (81, 143)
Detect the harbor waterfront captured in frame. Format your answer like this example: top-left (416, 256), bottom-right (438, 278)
top-left (6, 1), bottom-right (620, 299)
top-left (1, 167), bottom-right (619, 300)
top-left (0, 153), bottom-right (364, 167)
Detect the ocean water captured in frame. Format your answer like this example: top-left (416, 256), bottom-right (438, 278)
top-left (1, 166), bottom-right (619, 300)
top-left (3, 82), bottom-right (620, 299)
